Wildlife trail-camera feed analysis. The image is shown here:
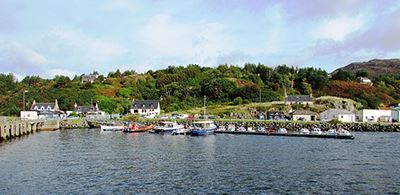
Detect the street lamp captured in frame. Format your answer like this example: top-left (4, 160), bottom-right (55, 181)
top-left (23, 90), bottom-right (28, 111)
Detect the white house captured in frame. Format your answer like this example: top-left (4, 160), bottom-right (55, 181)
top-left (356, 109), bottom-right (392, 122)
top-left (359, 77), bottom-right (373, 86)
top-left (292, 110), bottom-right (318, 121)
top-left (130, 99), bottom-right (160, 116)
top-left (30, 99), bottom-right (62, 119)
top-left (320, 109), bottom-right (355, 122)
top-left (20, 111), bottom-right (38, 120)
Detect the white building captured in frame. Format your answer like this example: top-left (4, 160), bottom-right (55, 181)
top-left (20, 111), bottom-right (38, 120)
top-left (130, 99), bottom-right (160, 116)
top-left (285, 95), bottom-right (314, 105)
top-left (292, 110), bottom-right (318, 121)
top-left (391, 108), bottom-right (400, 122)
top-left (356, 109), bottom-right (391, 122)
top-left (359, 77), bottom-right (373, 86)
top-left (320, 109), bottom-right (355, 123)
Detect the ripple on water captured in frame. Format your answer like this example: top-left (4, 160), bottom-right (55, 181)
top-left (0, 131), bottom-right (399, 194)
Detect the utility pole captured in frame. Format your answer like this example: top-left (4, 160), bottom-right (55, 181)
top-left (259, 87), bottom-right (262, 102)
top-left (23, 90), bottom-right (28, 111)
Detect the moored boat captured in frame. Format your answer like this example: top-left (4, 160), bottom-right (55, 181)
top-left (123, 123), bottom-right (155, 133)
top-left (101, 125), bottom-right (125, 131)
top-left (191, 121), bottom-right (217, 136)
top-left (276, 128), bottom-right (288, 134)
top-left (299, 128), bottom-right (310, 134)
top-left (153, 121), bottom-right (185, 134)
top-left (310, 127), bottom-right (322, 135)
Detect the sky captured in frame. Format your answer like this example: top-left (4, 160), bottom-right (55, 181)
top-left (1, 0), bottom-right (400, 79)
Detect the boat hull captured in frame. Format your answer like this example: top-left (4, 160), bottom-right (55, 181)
top-left (191, 129), bottom-right (215, 136)
top-left (101, 125), bottom-right (125, 131)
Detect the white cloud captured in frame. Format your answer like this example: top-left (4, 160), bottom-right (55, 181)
top-left (42, 27), bottom-right (128, 66)
top-left (135, 14), bottom-right (236, 66)
top-left (313, 15), bottom-right (364, 41)
top-left (0, 41), bottom-right (48, 75)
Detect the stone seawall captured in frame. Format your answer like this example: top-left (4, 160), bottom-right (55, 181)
top-left (214, 121), bottom-right (400, 132)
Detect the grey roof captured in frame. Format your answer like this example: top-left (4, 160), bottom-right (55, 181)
top-left (267, 111), bottom-right (285, 116)
top-left (31, 103), bottom-right (55, 111)
top-left (131, 100), bottom-right (159, 109)
top-left (285, 95), bottom-right (313, 102)
top-left (75, 106), bottom-right (99, 113)
top-left (320, 109), bottom-right (353, 115)
top-left (293, 110), bottom-right (317, 116)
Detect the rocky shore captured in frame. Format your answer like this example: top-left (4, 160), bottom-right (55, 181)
top-left (60, 119), bottom-right (89, 129)
top-left (214, 121), bottom-right (400, 132)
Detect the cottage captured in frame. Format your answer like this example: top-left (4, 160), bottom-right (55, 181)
top-left (74, 102), bottom-right (104, 116)
top-left (285, 95), bottom-right (314, 105)
top-left (266, 111), bottom-right (286, 120)
top-left (320, 109), bottom-right (355, 122)
top-left (130, 99), bottom-right (160, 116)
top-left (356, 109), bottom-right (391, 122)
top-left (359, 77), bottom-right (373, 86)
top-left (81, 73), bottom-right (99, 84)
top-left (30, 100), bottom-right (62, 119)
top-left (292, 110), bottom-right (318, 121)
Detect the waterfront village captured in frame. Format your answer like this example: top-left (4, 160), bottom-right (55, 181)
top-left (2, 61), bottom-right (400, 141)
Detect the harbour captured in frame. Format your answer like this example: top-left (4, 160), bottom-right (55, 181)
top-left (0, 129), bottom-right (398, 194)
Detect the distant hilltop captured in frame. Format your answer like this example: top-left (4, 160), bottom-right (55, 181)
top-left (334, 59), bottom-right (400, 77)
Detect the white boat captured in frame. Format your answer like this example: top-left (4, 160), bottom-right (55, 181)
top-left (327, 129), bottom-right (337, 135)
top-left (299, 128), bottom-right (310, 134)
top-left (338, 129), bottom-right (351, 136)
top-left (227, 124), bottom-right (236, 132)
top-left (237, 126), bottom-right (246, 132)
top-left (217, 126), bottom-right (226, 131)
top-left (277, 128), bottom-right (287, 134)
top-left (191, 121), bottom-right (217, 136)
top-left (310, 127), bottom-right (322, 135)
top-left (153, 121), bottom-right (185, 133)
top-left (101, 125), bottom-right (125, 131)
top-left (256, 127), bottom-right (266, 132)
top-left (172, 128), bottom-right (191, 135)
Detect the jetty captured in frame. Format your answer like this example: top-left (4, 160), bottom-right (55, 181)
top-left (214, 131), bottom-right (355, 140)
top-left (0, 119), bottom-right (47, 142)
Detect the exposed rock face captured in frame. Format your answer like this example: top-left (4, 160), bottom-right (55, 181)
top-left (334, 59), bottom-right (400, 77)
top-left (60, 119), bottom-right (89, 129)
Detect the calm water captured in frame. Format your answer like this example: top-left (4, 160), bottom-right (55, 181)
top-left (0, 130), bottom-right (399, 194)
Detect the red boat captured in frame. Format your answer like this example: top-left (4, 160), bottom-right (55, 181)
top-left (123, 123), bottom-right (155, 133)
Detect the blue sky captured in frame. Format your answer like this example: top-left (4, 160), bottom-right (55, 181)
top-left (1, 0), bottom-right (400, 79)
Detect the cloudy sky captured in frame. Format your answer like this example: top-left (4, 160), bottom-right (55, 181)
top-left (1, 0), bottom-right (400, 79)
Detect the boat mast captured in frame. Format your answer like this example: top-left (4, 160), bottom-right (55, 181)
top-left (203, 95), bottom-right (206, 119)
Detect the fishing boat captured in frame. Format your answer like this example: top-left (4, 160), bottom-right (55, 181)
top-left (299, 128), bottom-right (310, 134)
top-left (276, 128), bottom-right (288, 134)
top-left (310, 127), bottom-right (322, 135)
top-left (191, 121), bottom-right (217, 136)
top-left (153, 121), bottom-right (185, 134)
top-left (172, 128), bottom-right (191, 135)
top-left (123, 123), bottom-right (155, 133)
top-left (101, 124), bottom-right (125, 131)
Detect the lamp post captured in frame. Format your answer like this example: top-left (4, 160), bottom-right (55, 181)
top-left (23, 90), bottom-right (28, 111)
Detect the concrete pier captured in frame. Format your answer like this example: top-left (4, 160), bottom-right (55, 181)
top-left (0, 120), bottom-right (43, 142)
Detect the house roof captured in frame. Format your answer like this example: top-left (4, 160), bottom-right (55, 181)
top-left (131, 100), bottom-right (159, 109)
top-left (293, 110), bottom-right (317, 116)
top-left (31, 103), bottom-right (55, 111)
top-left (267, 111), bottom-right (285, 115)
top-left (75, 106), bottom-right (99, 113)
top-left (285, 95), bottom-right (313, 102)
top-left (321, 109), bottom-right (353, 115)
